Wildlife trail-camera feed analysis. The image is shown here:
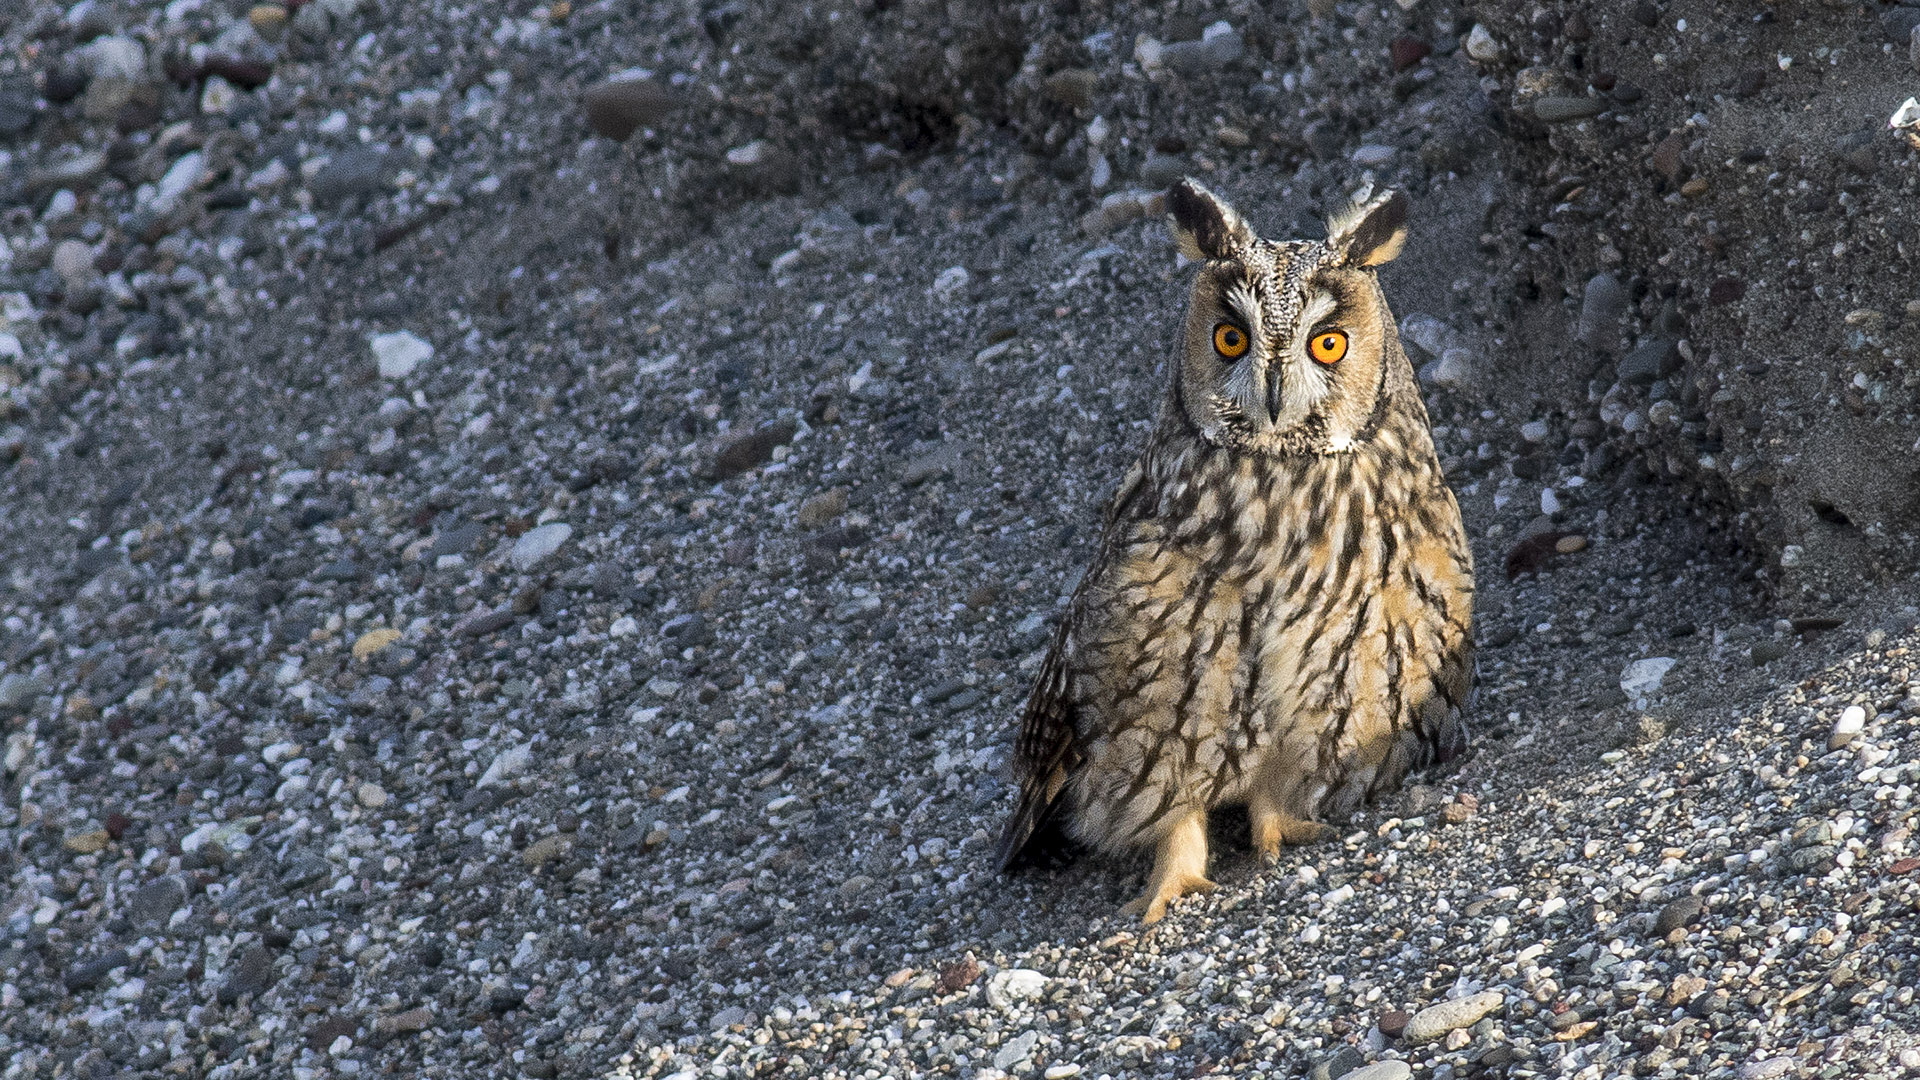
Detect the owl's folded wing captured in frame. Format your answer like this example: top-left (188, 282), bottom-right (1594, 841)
top-left (993, 628), bottom-right (1081, 872)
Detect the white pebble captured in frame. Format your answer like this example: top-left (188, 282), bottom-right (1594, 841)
top-left (370, 330), bottom-right (433, 378)
top-left (1620, 657), bottom-right (1676, 710)
top-left (477, 743), bottom-right (534, 787)
top-left (1829, 705), bottom-right (1866, 750)
top-left (1540, 487), bottom-right (1561, 515)
top-left (510, 522), bottom-right (573, 572)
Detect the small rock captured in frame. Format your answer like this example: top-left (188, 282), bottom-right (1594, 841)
top-left (797, 488), bottom-right (848, 528)
top-left (1310, 1046), bottom-right (1365, 1080)
top-left (994, 1030), bottom-right (1041, 1071)
top-left (128, 876), bottom-right (187, 927)
top-left (1650, 133), bottom-right (1686, 182)
top-left (1351, 144), bottom-right (1396, 167)
top-left (1404, 991), bottom-right (1504, 1043)
top-left (80, 36), bottom-right (148, 83)
top-left (1377, 1010), bottom-right (1413, 1039)
top-left (1739, 1059), bottom-right (1796, 1080)
top-left (65, 949), bottom-right (132, 992)
top-left (351, 628), bottom-right (402, 661)
top-left (986, 968), bottom-right (1049, 1009)
top-left (1389, 36), bottom-right (1432, 71)
top-left (376, 1007), bottom-right (433, 1035)
top-left (582, 75), bottom-right (678, 141)
top-left (0, 84), bottom-right (36, 138)
top-left (1533, 96), bottom-right (1605, 123)
top-left (310, 149), bottom-right (389, 204)
top-left (370, 331), bottom-right (432, 378)
top-left (510, 523), bottom-right (573, 572)
top-left (1749, 640), bottom-right (1789, 666)
top-left (1141, 152), bottom-right (1188, 189)
top-left (248, 4), bottom-right (290, 37)
top-left (1653, 895), bottom-right (1704, 936)
top-left (1620, 657), bottom-right (1676, 710)
top-left (51, 239), bottom-right (96, 290)
top-left (1464, 24), bottom-right (1502, 64)
top-left (355, 782), bottom-right (387, 809)
top-left (931, 266), bottom-right (970, 300)
top-left (1343, 1064), bottom-right (1413, 1080)
top-left (1617, 339), bottom-right (1679, 386)
top-left (478, 743), bottom-right (535, 787)
top-left (1828, 704), bottom-right (1866, 750)
top-left (936, 957), bottom-right (981, 994)
top-left (1577, 273), bottom-right (1626, 350)
top-left (456, 609), bottom-right (516, 637)
top-left (222, 946), bottom-right (276, 1000)
top-left (712, 420), bottom-right (798, 479)
top-left (521, 833), bottom-right (570, 867)
top-left (64, 829), bottom-right (111, 853)
top-left (1044, 69), bottom-right (1098, 110)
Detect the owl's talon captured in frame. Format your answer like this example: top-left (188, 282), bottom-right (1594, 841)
top-left (1251, 803), bottom-right (1335, 860)
top-left (1123, 873), bottom-right (1216, 925)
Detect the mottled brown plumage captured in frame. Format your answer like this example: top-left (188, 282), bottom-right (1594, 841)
top-left (996, 180), bottom-right (1474, 923)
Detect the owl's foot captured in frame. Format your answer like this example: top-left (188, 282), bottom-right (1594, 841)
top-left (1250, 804), bottom-right (1335, 862)
top-left (1122, 810), bottom-right (1214, 925)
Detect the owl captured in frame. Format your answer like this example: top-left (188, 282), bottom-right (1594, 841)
top-left (995, 179), bottom-right (1474, 924)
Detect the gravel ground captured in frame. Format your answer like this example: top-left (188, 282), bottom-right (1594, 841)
top-left (3, 1), bottom-right (1918, 1078)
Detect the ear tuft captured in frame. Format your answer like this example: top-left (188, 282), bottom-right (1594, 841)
top-left (1166, 178), bottom-right (1253, 261)
top-left (1326, 189), bottom-right (1409, 268)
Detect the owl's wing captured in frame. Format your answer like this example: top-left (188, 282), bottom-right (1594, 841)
top-left (992, 623), bottom-right (1080, 871)
top-left (994, 459), bottom-right (1155, 872)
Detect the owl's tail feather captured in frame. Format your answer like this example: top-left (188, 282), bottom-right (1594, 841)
top-left (994, 767), bottom-right (1071, 872)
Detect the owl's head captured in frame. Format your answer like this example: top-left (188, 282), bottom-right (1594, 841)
top-left (1165, 178), bottom-right (1410, 456)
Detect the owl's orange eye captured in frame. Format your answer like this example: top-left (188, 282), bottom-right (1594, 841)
top-left (1213, 323), bottom-right (1249, 359)
top-left (1308, 330), bottom-right (1348, 365)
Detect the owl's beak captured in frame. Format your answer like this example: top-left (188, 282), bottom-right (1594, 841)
top-left (1265, 369), bottom-right (1283, 424)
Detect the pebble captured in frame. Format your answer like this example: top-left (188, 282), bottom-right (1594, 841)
top-left (128, 876), bottom-right (187, 927)
top-left (1653, 894), bottom-right (1704, 936)
top-left (1044, 69), bottom-right (1097, 110)
top-left (932, 266), bottom-right (971, 300)
top-left (370, 330), bottom-right (432, 378)
top-left (985, 968), bottom-right (1048, 1009)
top-left (1620, 657), bottom-right (1676, 709)
top-left (477, 743), bottom-right (535, 787)
top-left (1750, 640), bottom-right (1789, 666)
top-left (1577, 272), bottom-right (1626, 350)
top-left (248, 4), bottom-right (290, 36)
top-left (797, 488), bottom-right (848, 528)
top-left (351, 628), bottom-right (402, 661)
top-left (1351, 145), bottom-right (1397, 167)
top-left (1829, 704), bottom-right (1866, 750)
top-left (0, 84), bottom-right (35, 138)
top-left (222, 945), bottom-right (277, 1000)
top-left (64, 829), bottom-right (111, 854)
top-left (510, 523), bottom-right (573, 571)
top-left (51, 240), bottom-right (96, 291)
top-left (1738, 1058), bottom-right (1796, 1080)
top-left (1464, 24), bottom-right (1502, 63)
top-left (1617, 339), bottom-right (1678, 386)
top-left (376, 1007), bottom-right (433, 1035)
top-left (355, 782), bottom-right (388, 809)
top-left (1343, 1064), bottom-right (1412, 1080)
top-left (1403, 991), bottom-right (1504, 1043)
top-left (1533, 96), bottom-right (1606, 122)
top-left (310, 149), bottom-right (389, 204)
top-left (582, 75), bottom-right (678, 141)
top-left (712, 421), bottom-right (797, 478)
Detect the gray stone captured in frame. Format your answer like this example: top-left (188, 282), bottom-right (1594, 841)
top-left (1749, 640), bottom-right (1789, 666)
top-left (1309, 1045), bottom-right (1366, 1080)
top-left (0, 673), bottom-right (46, 711)
top-left (221, 945), bottom-right (277, 1000)
top-left (0, 84), bottom-right (35, 138)
top-left (65, 949), bottom-right (131, 991)
top-left (129, 876), bottom-right (188, 927)
top-left (1577, 273), bottom-right (1626, 350)
top-left (1343, 1064), bottom-right (1413, 1080)
top-left (993, 1029), bottom-right (1040, 1070)
top-left (1404, 991), bottom-right (1504, 1043)
top-left (1157, 40), bottom-right (1211, 75)
top-left (309, 149), bottom-right (389, 204)
top-left (1533, 96), bottom-right (1606, 123)
top-left (582, 76), bottom-right (679, 141)
top-left (1618, 339), bottom-right (1679, 386)
top-left (1653, 894), bottom-right (1703, 936)
top-left (1141, 152), bottom-right (1187, 189)
top-left (510, 523), bottom-right (573, 572)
